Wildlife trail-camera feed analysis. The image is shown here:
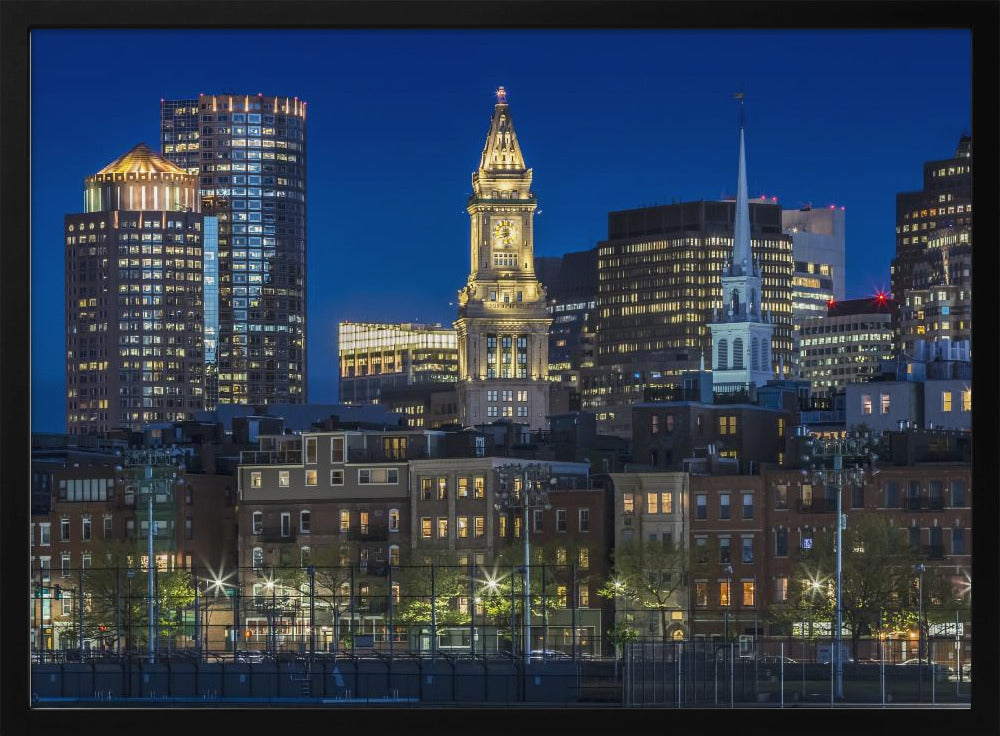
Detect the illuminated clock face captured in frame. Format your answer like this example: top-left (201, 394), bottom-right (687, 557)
top-left (492, 218), bottom-right (518, 247)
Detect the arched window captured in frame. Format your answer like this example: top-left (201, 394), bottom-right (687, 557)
top-left (733, 338), bottom-right (744, 369)
top-left (752, 337), bottom-right (759, 370)
top-left (731, 289), bottom-right (740, 316)
top-left (388, 508), bottom-right (400, 532)
top-left (749, 289), bottom-right (756, 317)
top-left (717, 339), bottom-right (729, 370)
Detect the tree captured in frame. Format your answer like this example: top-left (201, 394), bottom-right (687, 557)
top-left (597, 538), bottom-right (688, 639)
top-left (783, 515), bottom-right (919, 660)
top-left (392, 549), bottom-right (472, 630)
top-left (78, 539), bottom-right (194, 652)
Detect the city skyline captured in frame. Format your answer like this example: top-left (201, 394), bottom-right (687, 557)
top-left (32, 29), bottom-right (972, 432)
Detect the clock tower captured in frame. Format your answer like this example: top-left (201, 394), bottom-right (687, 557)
top-left (455, 87), bottom-right (551, 430)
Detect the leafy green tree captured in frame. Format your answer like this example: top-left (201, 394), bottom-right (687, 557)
top-left (78, 539), bottom-right (194, 651)
top-left (597, 538), bottom-right (687, 639)
top-left (392, 549), bottom-right (472, 629)
top-left (782, 514), bottom-right (920, 660)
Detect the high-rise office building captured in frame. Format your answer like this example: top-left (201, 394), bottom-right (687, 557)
top-left (534, 248), bottom-right (598, 392)
top-left (65, 143), bottom-right (206, 434)
top-left (798, 297), bottom-right (894, 398)
top-left (583, 199), bottom-right (794, 435)
top-left (454, 87), bottom-right (551, 431)
top-left (891, 136), bottom-right (972, 352)
top-left (898, 226), bottom-right (971, 352)
top-left (782, 204), bottom-right (845, 325)
top-left (161, 94), bottom-right (308, 408)
top-left (338, 321), bottom-right (459, 404)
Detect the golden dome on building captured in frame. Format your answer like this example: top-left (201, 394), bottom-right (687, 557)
top-left (84, 143), bottom-right (198, 213)
top-left (96, 142), bottom-right (187, 176)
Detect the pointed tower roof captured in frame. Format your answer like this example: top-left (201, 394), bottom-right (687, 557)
top-left (730, 104), bottom-right (752, 277)
top-left (96, 142), bottom-right (187, 177)
top-left (478, 86), bottom-right (527, 173)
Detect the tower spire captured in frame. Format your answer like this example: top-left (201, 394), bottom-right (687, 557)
top-left (478, 85), bottom-right (526, 174)
top-left (731, 92), bottom-right (751, 276)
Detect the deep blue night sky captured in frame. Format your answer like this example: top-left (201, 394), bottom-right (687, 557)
top-left (31, 29), bottom-right (971, 432)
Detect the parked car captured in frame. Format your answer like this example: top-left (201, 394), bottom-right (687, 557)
top-left (529, 649), bottom-right (570, 660)
top-left (236, 650), bottom-right (266, 664)
top-left (756, 655), bottom-right (797, 665)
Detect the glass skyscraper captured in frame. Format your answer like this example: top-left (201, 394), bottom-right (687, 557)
top-left (161, 94), bottom-right (307, 408)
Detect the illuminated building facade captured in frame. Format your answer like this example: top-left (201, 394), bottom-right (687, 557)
top-left (781, 204), bottom-right (844, 369)
top-left (65, 143), bottom-right (205, 434)
top-left (161, 94), bottom-right (307, 408)
top-left (338, 321), bottom-right (459, 405)
top-left (534, 248), bottom-right (598, 392)
top-left (798, 297), bottom-right (894, 398)
top-left (454, 88), bottom-right (551, 431)
top-left (891, 136), bottom-right (972, 351)
top-left (898, 226), bottom-right (971, 354)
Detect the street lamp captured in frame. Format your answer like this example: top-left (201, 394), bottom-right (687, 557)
top-left (914, 563), bottom-right (926, 689)
top-left (494, 463), bottom-right (554, 666)
top-left (801, 430), bottom-right (879, 700)
top-left (115, 446), bottom-right (186, 665)
top-left (722, 564), bottom-right (734, 642)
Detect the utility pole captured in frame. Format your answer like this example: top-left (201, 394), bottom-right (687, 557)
top-left (802, 430), bottom-right (879, 700)
top-left (115, 446), bottom-right (186, 665)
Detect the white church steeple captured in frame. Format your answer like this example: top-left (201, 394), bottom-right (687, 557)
top-left (709, 94), bottom-right (775, 391)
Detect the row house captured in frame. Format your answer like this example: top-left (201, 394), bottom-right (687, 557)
top-left (236, 429), bottom-right (424, 650)
top-left (607, 472), bottom-right (689, 639)
top-left (632, 401), bottom-right (794, 472)
top-left (408, 456), bottom-right (605, 653)
top-left (688, 473), bottom-right (767, 641)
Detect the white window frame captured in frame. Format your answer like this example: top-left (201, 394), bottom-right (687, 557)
top-left (60, 518), bottom-right (70, 542)
top-left (578, 508), bottom-right (590, 532)
top-left (82, 516), bottom-right (92, 541)
top-left (278, 471), bottom-right (290, 487)
top-left (305, 469), bottom-right (318, 486)
top-left (331, 436), bottom-right (346, 463)
top-left (305, 436), bottom-right (318, 464)
top-left (299, 509), bottom-right (311, 534)
top-left (252, 511), bottom-right (263, 534)
top-left (280, 512), bottom-right (291, 538)
top-left (330, 469), bottom-right (344, 485)
top-left (555, 509), bottom-right (567, 532)
top-left (388, 508), bottom-right (400, 532)
top-left (251, 471), bottom-right (262, 488)
top-left (39, 523), bottom-right (51, 546)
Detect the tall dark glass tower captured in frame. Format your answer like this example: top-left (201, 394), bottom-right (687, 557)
top-left (161, 94), bottom-right (307, 408)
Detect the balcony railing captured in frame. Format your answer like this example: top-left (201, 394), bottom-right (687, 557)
top-left (906, 497), bottom-right (945, 511)
top-left (346, 446), bottom-right (429, 463)
top-left (240, 450), bottom-right (303, 465)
